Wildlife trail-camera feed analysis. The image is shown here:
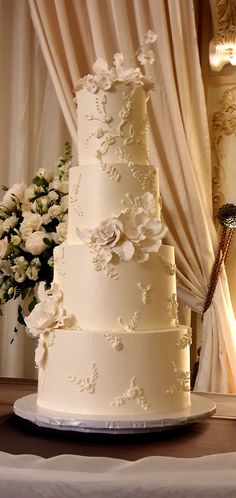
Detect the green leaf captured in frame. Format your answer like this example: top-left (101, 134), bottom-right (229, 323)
top-left (32, 176), bottom-right (48, 189)
top-left (17, 304), bottom-right (25, 326)
top-left (43, 237), bottom-right (52, 246)
top-left (28, 296), bottom-right (37, 313)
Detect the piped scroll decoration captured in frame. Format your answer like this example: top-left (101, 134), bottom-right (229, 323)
top-left (166, 362), bottom-right (191, 394)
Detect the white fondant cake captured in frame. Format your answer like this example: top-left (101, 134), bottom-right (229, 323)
top-left (26, 34), bottom-right (191, 419)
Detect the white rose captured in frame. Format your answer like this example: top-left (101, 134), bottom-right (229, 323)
top-left (25, 230), bottom-right (49, 255)
top-left (52, 179), bottom-right (68, 194)
top-left (0, 237), bottom-right (9, 258)
top-left (24, 186), bottom-right (35, 201)
top-left (2, 215), bottom-right (18, 231)
top-left (56, 221), bottom-right (67, 243)
top-left (22, 212), bottom-right (42, 230)
top-left (94, 218), bottom-right (124, 248)
top-left (48, 204), bottom-right (62, 219)
top-left (41, 213), bottom-right (51, 225)
top-left (1, 183), bottom-right (26, 212)
top-left (36, 168), bottom-right (53, 183)
top-left (31, 196), bottom-right (48, 214)
top-left (20, 212), bottom-right (42, 241)
top-left (47, 190), bottom-right (59, 202)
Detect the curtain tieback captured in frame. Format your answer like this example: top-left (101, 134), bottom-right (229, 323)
top-left (203, 204), bottom-right (236, 314)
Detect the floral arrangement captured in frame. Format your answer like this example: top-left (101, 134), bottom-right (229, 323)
top-left (77, 192), bottom-right (167, 278)
top-left (75, 29), bottom-right (158, 93)
top-left (0, 142), bottom-right (71, 331)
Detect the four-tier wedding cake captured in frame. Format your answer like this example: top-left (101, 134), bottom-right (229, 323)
top-left (25, 31), bottom-right (191, 420)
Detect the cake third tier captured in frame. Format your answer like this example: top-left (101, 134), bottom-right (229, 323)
top-left (53, 243), bottom-right (178, 331)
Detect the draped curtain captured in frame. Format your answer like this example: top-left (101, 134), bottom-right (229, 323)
top-left (28, 0), bottom-right (236, 392)
top-left (0, 0), bottom-right (69, 378)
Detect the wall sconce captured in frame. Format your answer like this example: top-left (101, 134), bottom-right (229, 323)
top-left (209, 28), bottom-right (236, 71)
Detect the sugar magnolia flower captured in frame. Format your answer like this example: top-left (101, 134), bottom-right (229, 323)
top-left (25, 282), bottom-right (70, 338)
top-left (78, 192), bottom-right (167, 266)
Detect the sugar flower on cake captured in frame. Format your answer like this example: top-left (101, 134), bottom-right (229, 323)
top-left (77, 192), bottom-right (167, 274)
top-left (75, 29), bottom-right (157, 93)
top-left (24, 281), bottom-right (72, 338)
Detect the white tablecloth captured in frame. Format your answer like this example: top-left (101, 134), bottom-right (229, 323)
top-left (0, 451), bottom-right (236, 497)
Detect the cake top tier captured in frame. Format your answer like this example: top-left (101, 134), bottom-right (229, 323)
top-left (75, 30), bottom-right (158, 167)
top-left (75, 29), bottom-right (157, 94)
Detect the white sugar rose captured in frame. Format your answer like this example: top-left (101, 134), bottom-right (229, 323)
top-left (94, 218), bottom-right (124, 248)
top-left (25, 230), bottom-right (49, 255)
top-left (0, 237), bottom-right (9, 258)
top-left (25, 282), bottom-right (70, 338)
top-left (1, 183), bottom-right (26, 212)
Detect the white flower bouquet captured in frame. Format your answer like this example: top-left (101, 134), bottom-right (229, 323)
top-left (0, 142), bottom-right (71, 332)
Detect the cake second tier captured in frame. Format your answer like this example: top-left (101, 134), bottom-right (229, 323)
top-left (53, 243), bottom-right (178, 331)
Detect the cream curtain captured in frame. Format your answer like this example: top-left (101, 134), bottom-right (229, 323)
top-left (27, 0), bottom-right (236, 392)
top-left (0, 0), bottom-right (69, 377)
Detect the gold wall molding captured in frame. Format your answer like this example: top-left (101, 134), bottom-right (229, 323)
top-left (210, 0), bottom-right (236, 33)
top-left (211, 86), bottom-right (236, 220)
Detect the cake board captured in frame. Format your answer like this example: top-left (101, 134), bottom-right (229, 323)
top-left (13, 393), bottom-right (216, 434)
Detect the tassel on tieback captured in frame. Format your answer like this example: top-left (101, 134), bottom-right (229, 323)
top-left (203, 203), bottom-right (236, 315)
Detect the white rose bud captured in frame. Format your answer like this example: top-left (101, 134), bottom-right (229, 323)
top-left (47, 191), bottom-right (59, 202)
top-left (48, 204), bottom-right (62, 219)
top-left (36, 168), bottom-right (54, 183)
top-left (25, 230), bottom-right (49, 255)
top-left (1, 183), bottom-right (26, 212)
top-left (11, 235), bottom-right (21, 246)
top-left (0, 237), bottom-right (9, 258)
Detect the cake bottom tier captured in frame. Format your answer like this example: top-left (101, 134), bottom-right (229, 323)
top-left (37, 327), bottom-right (191, 418)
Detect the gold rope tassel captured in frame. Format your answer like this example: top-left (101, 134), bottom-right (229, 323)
top-left (203, 204), bottom-right (236, 315)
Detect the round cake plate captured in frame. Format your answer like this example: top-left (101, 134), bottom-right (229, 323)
top-left (13, 393), bottom-right (216, 434)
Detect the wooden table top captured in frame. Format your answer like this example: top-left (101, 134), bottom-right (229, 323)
top-left (0, 377), bottom-right (236, 459)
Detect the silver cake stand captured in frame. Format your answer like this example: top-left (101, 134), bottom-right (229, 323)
top-left (13, 393), bottom-right (216, 434)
